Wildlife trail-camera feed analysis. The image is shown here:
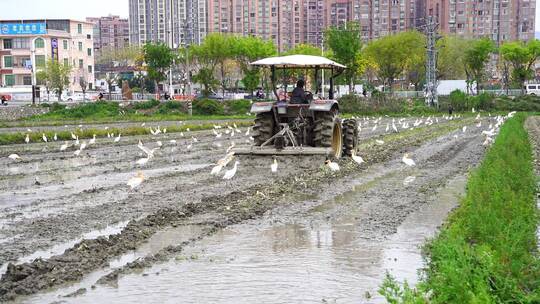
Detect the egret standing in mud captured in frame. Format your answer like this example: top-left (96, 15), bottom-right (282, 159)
top-left (89, 134), bottom-right (96, 145)
top-left (42, 133), bottom-right (48, 143)
top-left (271, 157), bottom-right (278, 173)
top-left (325, 159), bottom-right (340, 171)
top-left (25, 134), bottom-right (30, 144)
top-left (8, 154), bottom-right (21, 161)
top-left (402, 153), bottom-right (416, 166)
top-left (60, 142), bottom-right (69, 151)
top-left (127, 171), bottom-right (145, 189)
top-left (114, 133), bottom-right (122, 143)
top-left (223, 161), bottom-right (239, 180)
top-left (351, 151), bottom-right (365, 165)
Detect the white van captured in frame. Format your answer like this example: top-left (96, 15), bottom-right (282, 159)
top-left (524, 84), bottom-right (540, 95)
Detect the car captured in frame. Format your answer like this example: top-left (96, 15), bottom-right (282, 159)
top-left (524, 84), bottom-right (540, 96)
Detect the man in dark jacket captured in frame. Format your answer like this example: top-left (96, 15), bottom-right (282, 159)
top-left (290, 80), bottom-right (307, 104)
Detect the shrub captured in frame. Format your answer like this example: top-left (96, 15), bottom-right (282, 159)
top-left (225, 99), bottom-right (252, 115)
top-left (133, 99), bottom-right (160, 110)
top-left (448, 89), bottom-right (468, 111)
top-left (192, 99), bottom-right (224, 115)
top-left (156, 101), bottom-right (186, 114)
top-left (49, 102), bottom-right (67, 112)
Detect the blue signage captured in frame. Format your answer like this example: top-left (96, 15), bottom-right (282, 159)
top-left (0, 23), bottom-right (47, 35)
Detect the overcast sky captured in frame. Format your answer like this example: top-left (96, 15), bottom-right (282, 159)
top-left (0, 0), bottom-right (539, 31)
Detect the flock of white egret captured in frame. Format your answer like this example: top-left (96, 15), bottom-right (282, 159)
top-left (6, 111), bottom-right (515, 190)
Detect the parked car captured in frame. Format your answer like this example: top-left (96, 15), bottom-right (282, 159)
top-left (524, 84), bottom-right (540, 96)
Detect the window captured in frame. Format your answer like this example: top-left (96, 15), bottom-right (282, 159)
top-left (13, 38), bottom-right (30, 49)
top-left (4, 75), bottom-right (15, 86)
top-left (87, 34), bottom-right (91, 39)
top-left (64, 58), bottom-right (69, 66)
top-left (23, 76), bottom-right (32, 85)
top-left (3, 39), bottom-right (12, 49)
top-left (87, 48), bottom-right (92, 56)
top-left (34, 38), bottom-right (45, 48)
top-left (35, 55), bottom-right (45, 68)
top-left (528, 85), bottom-right (537, 89)
top-left (78, 42), bottom-right (83, 51)
top-left (78, 24), bottom-right (82, 34)
top-left (88, 65), bottom-right (93, 73)
top-left (79, 59), bottom-right (83, 68)
top-left (4, 56), bottom-right (13, 68)
top-left (63, 40), bottom-right (68, 50)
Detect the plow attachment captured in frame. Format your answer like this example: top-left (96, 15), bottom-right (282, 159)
top-left (233, 146), bottom-right (332, 156)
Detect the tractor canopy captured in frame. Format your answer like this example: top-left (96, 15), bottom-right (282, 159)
top-left (250, 55), bottom-right (346, 70)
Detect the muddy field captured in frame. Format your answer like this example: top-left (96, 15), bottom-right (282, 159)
top-left (0, 114), bottom-right (499, 303)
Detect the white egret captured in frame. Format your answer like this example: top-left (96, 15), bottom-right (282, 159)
top-left (25, 134), bottom-right (30, 144)
top-left (127, 171), bottom-right (145, 189)
top-left (402, 153), bottom-right (416, 166)
top-left (271, 157), bottom-right (278, 173)
top-left (53, 133), bottom-right (57, 141)
top-left (325, 159), bottom-right (340, 172)
top-left (42, 133), bottom-right (48, 142)
top-left (60, 141), bottom-right (69, 151)
top-left (222, 161), bottom-right (239, 180)
top-left (351, 151), bottom-right (365, 164)
top-left (8, 154), bottom-right (21, 161)
top-left (114, 133), bottom-right (121, 142)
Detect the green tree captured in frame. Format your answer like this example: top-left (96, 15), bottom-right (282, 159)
top-left (325, 22), bottom-right (362, 91)
top-left (232, 36), bottom-right (276, 94)
top-left (284, 43), bottom-right (322, 56)
top-left (40, 59), bottom-right (72, 101)
top-left (437, 35), bottom-right (470, 79)
top-left (364, 31), bottom-right (425, 92)
top-left (463, 38), bottom-right (495, 94)
top-left (143, 43), bottom-right (175, 96)
top-left (500, 40), bottom-right (540, 94)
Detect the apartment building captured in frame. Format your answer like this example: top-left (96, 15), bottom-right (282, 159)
top-left (86, 15), bottom-right (130, 57)
top-left (0, 19), bottom-right (95, 91)
top-left (129, 0), bottom-right (207, 46)
top-left (426, 0), bottom-right (536, 44)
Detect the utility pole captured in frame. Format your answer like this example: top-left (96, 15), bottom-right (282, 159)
top-left (425, 16), bottom-right (439, 107)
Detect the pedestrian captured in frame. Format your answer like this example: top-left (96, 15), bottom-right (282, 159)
top-left (362, 88), bottom-right (367, 97)
top-left (1, 95), bottom-right (7, 106)
top-left (98, 92), bottom-right (104, 101)
top-left (448, 105), bottom-right (453, 115)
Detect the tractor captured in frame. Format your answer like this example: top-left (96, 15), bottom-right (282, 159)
top-left (234, 54), bottom-right (358, 159)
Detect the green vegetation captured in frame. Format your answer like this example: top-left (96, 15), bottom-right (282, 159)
top-left (441, 90), bottom-right (540, 112)
top-left (380, 113), bottom-right (540, 303)
top-left (500, 40), bottom-right (540, 93)
top-left (36, 59), bottom-right (72, 101)
top-left (0, 120), bottom-right (253, 146)
top-left (143, 43), bottom-right (176, 96)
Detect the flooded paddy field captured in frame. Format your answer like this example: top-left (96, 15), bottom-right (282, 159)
top-left (0, 114), bottom-right (496, 302)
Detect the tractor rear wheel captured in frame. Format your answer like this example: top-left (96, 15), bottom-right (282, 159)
top-left (252, 112), bottom-right (274, 146)
top-left (342, 119), bottom-right (359, 156)
top-left (314, 112), bottom-right (343, 158)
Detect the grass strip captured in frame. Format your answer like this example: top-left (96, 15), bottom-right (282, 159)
top-left (0, 121), bottom-right (253, 146)
top-left (380, 113), bottom-right (540, 303)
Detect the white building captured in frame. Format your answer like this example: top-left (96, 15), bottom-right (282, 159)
top-left (0, 19), bottom-right (96, 92)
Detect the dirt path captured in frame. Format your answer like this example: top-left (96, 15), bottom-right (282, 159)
top-left (0, 115), bottom-right (493, 301)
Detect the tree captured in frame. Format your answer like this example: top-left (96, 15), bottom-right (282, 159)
top-left (97, 45), bottom-right (143, 67)
top-left (105, 72), bottom-right (119, 100)
top-left (500, 40), bottom-right (540, 94)
top-left (325, 22), bottom-right (362, 92)
top-left (284, 43), bottom-right (322, 56)
top-left (364, 31), bottom-right (425, 92)
top-left (36, 70), bottom-right (51, 101)
top-left (79, 74), bottom-right (88, 101)
top-left (463, 38), bottom-right (495, 94)
top-left (437, 35), bottom-right (470, 80)
top-left (40, 59), bottom-right (71, 101)
top-left (143, 43), bottom-right (175, 97)
top-left (232, 36), bottom-right (276, 94)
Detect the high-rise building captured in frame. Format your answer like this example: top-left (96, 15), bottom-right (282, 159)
top-left (0, 19), bottom-right (95, 91)
top-left (129, 0), bottom-right (207, 47)
top-left (86, 15), bottom-right (130, 57)
top-left (426, 0), bottom-right (536, 44)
